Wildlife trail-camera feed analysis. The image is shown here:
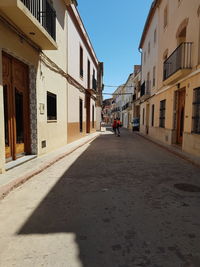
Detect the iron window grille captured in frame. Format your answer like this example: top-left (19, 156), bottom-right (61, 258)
top-left (192, 87), bottom-right (200, 134)
top-left (80, 46), bottom-right (83, 78)
top-left (152, 104), bottom-right (155, 127)
top-left (159, 100), bottom-right (166, 128)
top-left (47, 92), bottom-right (57, 120)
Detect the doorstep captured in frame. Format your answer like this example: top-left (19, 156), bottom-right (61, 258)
top-left (5, 155), bottom-right (37, 171)
top-left (0, 132), bottom-right (100, 199)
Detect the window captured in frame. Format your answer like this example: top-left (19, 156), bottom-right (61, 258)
top-left (152, 104), bottom-right (155, 127)
top-left (144, 51), bottom-right (146, 64)
top-left (143, 108), bottom-right (145, 125)
top-left (92, 105), bottom-right (95, 128)
top-left (47, 92), bottom-right (57, 120)
top-left (154, 28), bottom-right (157, 44)
top-left (163, 50), bottom-right (168, 80)
top-left (80, 46), bottom-right (83, 78)
top-left (79, 98), bottom-right (83, 132)
top-left (164, 6), bottom-right (168, 29)
top-left (87, 60), bottom-right (90, 89)
top-left (92, 69), bottom-right (97, 90)
top-left (153, 66), bottom-right (156, 87)
top-left (193, 87), bottom-right (200, 134)
top-left (159, 100), bottom-right (166, 128)
top-left (148, 41), bottom-right (150, 54)
top-left (147, 72), bottom-right (150, 92)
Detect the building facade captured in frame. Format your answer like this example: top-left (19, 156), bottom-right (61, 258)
top-left (0, 0), bottom-right (103, 173)
top-left (102, 98), bottom-right (112, 124)
top-left (111, 86), bottom-right (123, 122)
top-left (121, 73), bottom-right (134, 129)
top-left (66, 3), bottom-right (100, 143)
top-left (139, 0), bottom-right (200, 157)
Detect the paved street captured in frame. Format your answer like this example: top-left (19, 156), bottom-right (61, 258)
top-left (0, 128), bottom-right (200, 267)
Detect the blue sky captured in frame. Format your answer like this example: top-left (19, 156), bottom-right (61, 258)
top-left (77, 0), bottom-right (153, 98)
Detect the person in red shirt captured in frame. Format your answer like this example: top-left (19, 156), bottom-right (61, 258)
top-left (116, 118), bottom-right (121, 137)
top-left (112, 119), bottom-right (117, 136)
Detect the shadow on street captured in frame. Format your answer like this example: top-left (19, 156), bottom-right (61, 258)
top-left (17, 129), bottom-right (200, 267)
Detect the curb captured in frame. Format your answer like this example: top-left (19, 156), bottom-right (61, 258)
top-left (136, 133), bottom-right (200, 169)
top-left (0, 134), bottom-right (100, 200)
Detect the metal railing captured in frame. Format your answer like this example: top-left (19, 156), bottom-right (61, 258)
top-left (20, 0), bottom-right (56, 40)
top-left (163, 42), bottom-right (192, 81)
top-left (141, 81), bottom-right (150, 97)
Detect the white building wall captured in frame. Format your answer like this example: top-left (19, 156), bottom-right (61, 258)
top-left (37, 0), bottom-right (68, 155)
top-left (141, 9), bottom-right (159, 95)
top-left (67, 14), bottom-right (98, 90)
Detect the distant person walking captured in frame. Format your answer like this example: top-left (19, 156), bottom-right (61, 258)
top-left (112, 119), bottom-right (117, 136)
top-left (116, 118), bottom-right (122, 137)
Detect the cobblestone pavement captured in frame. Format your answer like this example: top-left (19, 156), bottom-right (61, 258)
top-left (0, 128), bottom-right (200, 267)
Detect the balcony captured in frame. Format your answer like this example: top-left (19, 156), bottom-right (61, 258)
top-left (0, 0), bottom-right (57, 50)
top-left (92, 77), bottom-right (97, 91)
top-left (86, 76), bottom-right (97, 95)
top-left (163, 42), bottom-right (192, 85)
top-left (140, 81), bottom-right (150, 100)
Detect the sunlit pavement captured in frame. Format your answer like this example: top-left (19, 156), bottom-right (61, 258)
top-left (0, 127), bottom-right (200, 267)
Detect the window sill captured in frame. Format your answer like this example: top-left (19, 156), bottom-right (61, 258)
top-left (47, 120), bottom-right (57, 123)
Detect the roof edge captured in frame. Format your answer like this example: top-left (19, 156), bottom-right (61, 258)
top-left (139, 0), bottom-right (161, 49)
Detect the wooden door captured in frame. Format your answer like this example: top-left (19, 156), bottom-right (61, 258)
top-left (2, 53), bottom-right (30, 161)
top-left (177, 89), bottom-right (186, 144)
top-left (12, 57), bottom-right (30, 158)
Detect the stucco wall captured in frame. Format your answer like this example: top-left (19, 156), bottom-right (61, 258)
top-left (141, 9), bottom-right (158, 95)
top-left (67, 13), bottom-right (98, 88)
top-left (157, 0), bottom-right (200, 90)
top-left (0, 19), bottom-right (39, 172)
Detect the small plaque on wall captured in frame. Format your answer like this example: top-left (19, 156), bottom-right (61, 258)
top-left (39, 103), bottom-right (45, 115)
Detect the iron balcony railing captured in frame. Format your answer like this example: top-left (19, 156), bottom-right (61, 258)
top-left (163, 42), bottom-right (192, 81)
top-left (141, 81), bottom-right (150, 97)
top-left (20, 0), bottom-right (56, 40)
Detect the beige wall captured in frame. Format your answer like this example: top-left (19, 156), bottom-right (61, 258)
top-left (139, 0), bottom-right (200, 157)
top-left (157, 0), bottom-right (200, 90)
top-left (0, 19), bottom-right (39, 172)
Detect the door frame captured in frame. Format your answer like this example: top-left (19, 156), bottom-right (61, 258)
top-left (2, 52), bottom-right (31, 161)
top-left (86, 92), bottom-right (91, 133)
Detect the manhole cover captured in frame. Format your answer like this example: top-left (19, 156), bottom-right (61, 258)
top-left (174, 183), bottom-right (200, 192)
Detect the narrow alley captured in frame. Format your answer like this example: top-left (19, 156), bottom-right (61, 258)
top-left (0, 128), bottom-right (200, 267)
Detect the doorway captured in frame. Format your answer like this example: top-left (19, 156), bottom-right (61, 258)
top-left (177, 89), bottom-right (186, 144)
top-left (86, 93), bottom-right (90, 133)
top-left (3, 53), bottom-right (30, 162)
